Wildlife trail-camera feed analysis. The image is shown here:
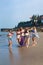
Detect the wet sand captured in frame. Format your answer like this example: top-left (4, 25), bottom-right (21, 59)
top-left (0, 32), bottom-right (43, 65)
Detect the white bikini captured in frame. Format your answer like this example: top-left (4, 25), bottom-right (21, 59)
top-left (17, 31), bottom-right (20, 39)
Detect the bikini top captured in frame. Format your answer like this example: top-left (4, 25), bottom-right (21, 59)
top-left (21, 30), bottom-right (24, 36)
top-left (16, 31), bottom-right (20, 35)
top-left (8, 33), bottom-right (13, 38)
top-left (24, 30), bottom-right (29, 36)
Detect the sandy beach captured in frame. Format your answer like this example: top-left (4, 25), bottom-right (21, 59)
top-left (0, 32), bottom-right (43, 65)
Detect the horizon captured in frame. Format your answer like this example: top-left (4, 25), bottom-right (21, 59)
top-left (0, 0), bottom-right (43, 28)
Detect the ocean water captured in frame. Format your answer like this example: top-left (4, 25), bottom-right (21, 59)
top-left (0, 32), bottom-right (18, 47)
top-left (0, 32), bottom-right (19, 65)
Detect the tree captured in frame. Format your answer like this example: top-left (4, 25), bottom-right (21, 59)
top-left (30, 15), bottom-right (42, 26)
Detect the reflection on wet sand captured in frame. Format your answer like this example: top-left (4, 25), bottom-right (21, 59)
top-left (0, 32), bottom-right (43, 65)
top-left (9, 47), bottom-right (15, 65)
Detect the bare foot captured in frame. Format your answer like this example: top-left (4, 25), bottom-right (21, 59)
top-left (32, 44), bottom-right (36, 46)
top-left (26, 45), bottom-right (29, 48)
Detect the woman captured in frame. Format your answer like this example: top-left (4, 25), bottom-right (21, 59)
top-left (7, 30), bottom-right (13, 48)
top-left (24, 27), bottom-right (30, 48)
top-left (31, 26), bottom-right (39, 46)
top-left (20, 27), bottom-right (25, 46)
top-left (16, 27), bottom-right (25, 46)
top-left (16, 28), bottom-right (21, 45)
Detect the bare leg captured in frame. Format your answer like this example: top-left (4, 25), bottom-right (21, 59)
top-left (9, 41), bottom-right (12, 48)
top-left (32, 37), bottom-right (37, 46)
top-left (26, 38), bottom-right (30, 48)
top-left (24, 37), bottom-right (27, 46)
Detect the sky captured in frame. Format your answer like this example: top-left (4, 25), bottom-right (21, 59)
top-left (0, 0), bottom-right (43, 28)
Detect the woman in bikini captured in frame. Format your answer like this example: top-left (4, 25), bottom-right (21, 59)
top-left (7, 30), bottom-right (14, 48)
top-left (24, 27), bottom-right (30, 48)
top-left (16, 28), bottom-right (21, 45)
top-left (31, 26), bottom-right (39, 46)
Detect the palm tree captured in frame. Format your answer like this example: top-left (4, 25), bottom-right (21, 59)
top-left (30, 15), bottom-right (40, 26)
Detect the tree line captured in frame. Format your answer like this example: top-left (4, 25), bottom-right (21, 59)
top-left (17, 15), bottom-right (43, 28)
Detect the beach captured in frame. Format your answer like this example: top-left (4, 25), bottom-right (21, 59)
top-left (0, 32), bottom-right (43, 65)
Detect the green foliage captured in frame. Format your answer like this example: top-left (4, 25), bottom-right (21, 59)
top-left (17, 15), bottom-right (43, 28)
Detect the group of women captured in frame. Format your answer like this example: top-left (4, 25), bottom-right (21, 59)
top-left (7, 26), bottom-right (39, 48)
top-left (16, 26), bottom-right (39, 48)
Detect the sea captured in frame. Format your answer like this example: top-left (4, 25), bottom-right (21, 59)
top-left (0, 31), bottom-right (19, 65)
